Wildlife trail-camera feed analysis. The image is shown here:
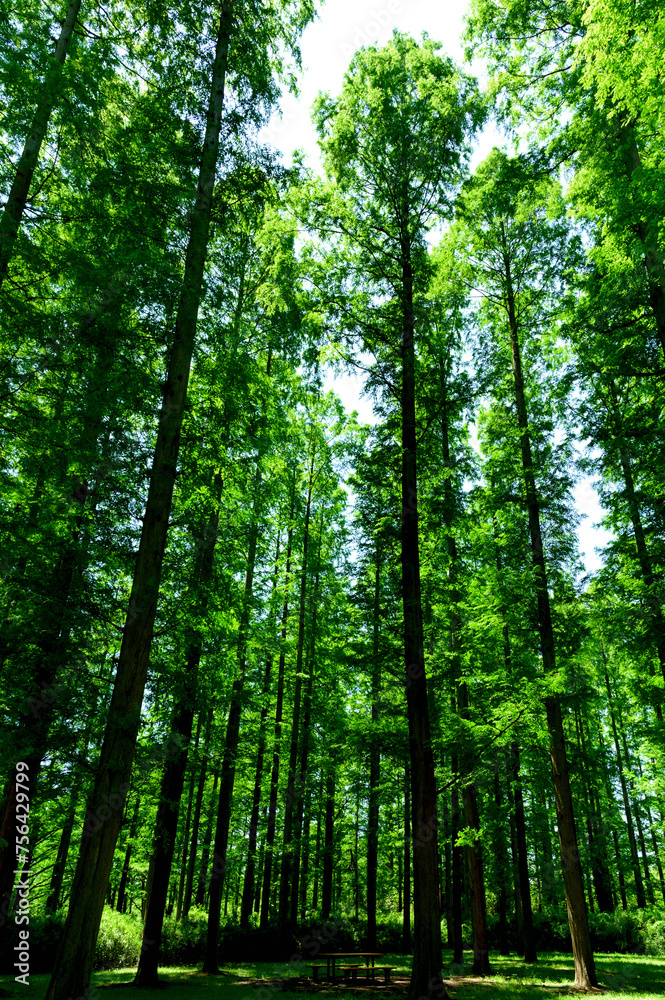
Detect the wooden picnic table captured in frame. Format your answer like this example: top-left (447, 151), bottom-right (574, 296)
top-left (317, 953), bottom-right (385, 980)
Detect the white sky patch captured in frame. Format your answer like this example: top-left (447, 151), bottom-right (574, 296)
top-left (573, 476), bottom-right (612, 574)
top-left (261, 0), bottom-right (504, 171)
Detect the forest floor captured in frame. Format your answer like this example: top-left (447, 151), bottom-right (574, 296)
top-left (1, 954), bottom-right (664, 999)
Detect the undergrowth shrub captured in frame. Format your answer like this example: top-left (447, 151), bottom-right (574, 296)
top-left (94, 908), bottom-right (142, 969)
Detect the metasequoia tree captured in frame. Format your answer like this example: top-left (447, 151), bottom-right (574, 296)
top-left (450, 150), bottom-right (597, 988)
top-left (44, 0), bottom-right (315, 993)
top-left (310, 33), bottom-right (481, 998)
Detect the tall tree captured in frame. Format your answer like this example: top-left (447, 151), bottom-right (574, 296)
top-left (310, 34), bottom-right (481, 996)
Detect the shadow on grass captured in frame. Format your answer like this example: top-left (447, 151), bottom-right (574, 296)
top-left (1, 954), bottom-right (664, 1000)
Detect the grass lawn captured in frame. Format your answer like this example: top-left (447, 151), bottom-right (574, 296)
top-left (1, 952), bottom-right (663, 998)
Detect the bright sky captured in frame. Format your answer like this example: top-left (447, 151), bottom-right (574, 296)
top-left (264, 0), bottom-right (611, 574)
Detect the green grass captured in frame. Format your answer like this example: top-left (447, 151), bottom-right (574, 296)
top-left (1, 952), bottom-right (664, 998)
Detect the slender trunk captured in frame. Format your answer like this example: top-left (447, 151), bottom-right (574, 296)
top-left (509, 808), bottom-right (524, 949)
top-left (511, 743), bottom-right (536, 963)
top-left (636, 758), bottom-right (665, 904)
top-left (176, 718), bottom-right (201, 921)
top-left (603, 668), bottom-right (646, 907)
top-left (134, 700), bottom-right (198, 985)
top-left (595, 710), bottom-right (628, 910)
top-left (367, 550), bottom-right (382, 951)
top-left (45, 10), bottom-right (233, 996)
top-left (493, 771), bottom-right (510, 956)
top-left (457, 685), bottom-right (490, 974)
top-left (501, 222), bottom-right (595, 988)
top-left (354, 796), bottom-right (360, 920)
top-left (620, 735), bottom-right (654, 904)
top-left (240, 646), bottom-right (271, 926)
top-left (259, 480), bottom-right (296, 930)
top-left (577, 711), bottom-right (613, 913)
top-left (196, 767), bottom-right (219, 907)
top-left (204, 459), bottom-right (262, 972)
top-left (321, 767), bottom-right (335, 920)
top-left (611, 828), bottom-right (628, 910)
top-left (400, 240), bottom-right (445, 999)
top-left (183, 707), bottom-right (213, 919)
top-left (0, 0), bottom-right (83, 283)
top-left (450, 782), bottom-right (463, 965)
top-left (290, 524), bottom-right (322, 926)
top-left (442, 795), bottom-right (453, 948)
top-left (135, 471), bottom-right (220, 981)
top-left (116, 797), bottom-right (140, 915)
top-left (299, 782), bottom-right (312, 922)
top-left (403, 764), bottom-right (412, 952)
top-left (278, 449), bottom-right (316, 928)
top-left (312, 776), bottom-right (322, 911)
top-left (240, 532), bottom-right (281, 927)
top-left (46, 798), bottom-right (76, 913)
top-left (254, 819), bottom-right (265, 914)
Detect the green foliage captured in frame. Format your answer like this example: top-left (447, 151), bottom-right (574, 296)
top-left (94, 909), bottom-right (143, 970)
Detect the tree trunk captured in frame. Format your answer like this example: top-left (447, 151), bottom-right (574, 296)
top-left (259, 478), bottom-right (296, 930)
top-left (183, 707), bottom-right (213, 919)
top-left (402, 764), bottom-right (412, 952)
top-left (134, 701), bottom-right (198, 985)
top-left (457, 684), bottom-right (490, 975)
top-left (204, 457), bottom-right (262, 972)
top-left (240, 531), bottom-right (280, 926)
top-left (240, 647), bottom-right (272, 925)
top-left (636, 757), bottom-right (665, 904)
top-left (116, 797), bottom-right (140, 915)
top-left (299, 781), bottom-right (312, 922)
top-left (493, 771), bottom-right (510, 956)
top-left (0, 0), bottom-right (83, 284)
top-left (135, 468), bottom-right (221, 981)
top-left (442, 796), bottom-right (453, 948)
top-left (46, 797), bottom-right (76, 913)
top-left (577, 711), bottom-right (614, 913)
top-left (367, 549), bottom-right (382, 950)
top-left (501, 222), bottom-right (596, 988)
top-left (603, 668), bottom-right (646, 907)
top-left (321, 767), bottom-right (335, 920)
top-left (400, 242), bottom-right (445, 1000)
top-left (196, 768), bottom-right (219, 907)
top-left (450, 783), bottom-right (463, 966)
top-left (45, 8), bottom-right (233, 996)
top-left (176, 716), bottom-right (202, 921)
top-left (511, 743), bottom-right (536, 963)
top-left (312, 776), bottom-right (322, 911)
top-left (278, 447), bottom-right (316, 928)
top-left (290, 522), bottom-right (322, 927)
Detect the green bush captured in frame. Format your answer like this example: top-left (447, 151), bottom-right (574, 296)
top-left (640, 916), bottom-right (665, 956)
top-left (160, 907), bottom-right (210, 965)
top-left (94, 908), bottom-right (142, 969)
top-left (0, 907), bottom-right (142, 974)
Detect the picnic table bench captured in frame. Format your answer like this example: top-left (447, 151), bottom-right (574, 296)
top-left (314, 953), bottom-right (391, 983)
